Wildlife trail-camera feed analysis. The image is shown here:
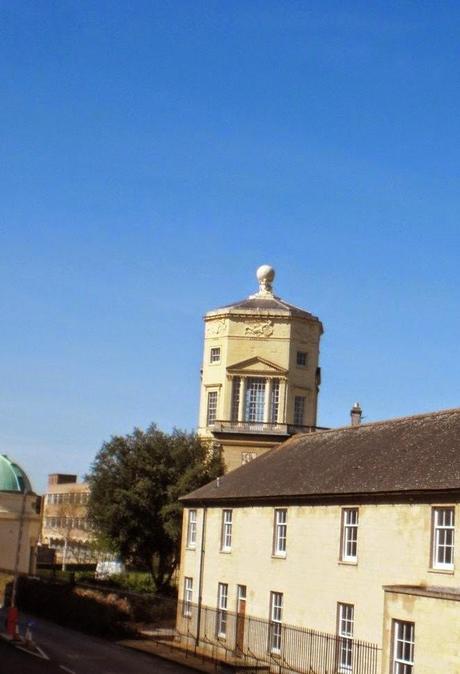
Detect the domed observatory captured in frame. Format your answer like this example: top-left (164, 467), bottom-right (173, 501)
top-left (0, 454), bottom-right (41, 574)
top-left (198, 266), bottom-right (324, 472)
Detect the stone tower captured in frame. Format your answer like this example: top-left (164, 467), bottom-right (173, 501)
top-left (198, 265), bottom-right (324, 472)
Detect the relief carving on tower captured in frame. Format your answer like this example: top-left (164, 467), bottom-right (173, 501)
top-left (244, 319), bottom-right (274, 338)
top-left (206, 318), bottom-right (227, 337)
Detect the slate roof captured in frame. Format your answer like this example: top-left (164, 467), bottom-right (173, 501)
top-left (182, 408), bottom-right (460, 504)
top-left (215, 295), bottom-right (321, 322)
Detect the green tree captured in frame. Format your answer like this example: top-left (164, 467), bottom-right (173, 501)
top-left (86, 425), bottom-right (222, 591)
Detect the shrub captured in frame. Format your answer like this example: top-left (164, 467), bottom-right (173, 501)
top-left (11, 576), bottom-right (134, 638)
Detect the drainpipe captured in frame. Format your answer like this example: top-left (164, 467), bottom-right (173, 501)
top-left (195, 504), bottom-right (207, 648)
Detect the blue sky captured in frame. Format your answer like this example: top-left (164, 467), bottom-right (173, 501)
top-left (1, 1), bottom-right (459, 492)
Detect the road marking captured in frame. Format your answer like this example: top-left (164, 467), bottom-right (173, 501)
top-left (59, 667), bottom-right (76, 674)
top-left (15, 644), bottom-right (50, 660)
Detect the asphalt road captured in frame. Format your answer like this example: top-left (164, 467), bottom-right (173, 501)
top-left (0, 638), bottom-right (64, 673)
top-left (0, 611), bottom-right (193, 673)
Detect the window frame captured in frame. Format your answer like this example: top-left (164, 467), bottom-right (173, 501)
top-left (270, 379), bottom-right (280, 423)
top-left (221, 509), bottom-right (233, 552)
top-left (187, 509), bottom-right (197, 549)
top-left (216, 582), bottom-right (228, 638)
top-left (273, 508), bottom-right (287, 557)
top-left (183, 577), bottom-right (193, 617)
top-left (296, 351), bottom-right (308, 367)
top-left (293, 395), bottom-right (306, 426)
top-left (269, 591), bottom-right (283, 655)
top-left (231, 377), bottom-right (241, 422)
top-left (206, 390), bottom-right (218, 426)
top-left (392, 620), bottom-right (415, 674)
top-left (210, 347), bottom-right (221, 364)
top-left (431, 506), bottom-right (455, 571)
top-left (341, 508), bottom-right (359, 563)
top-left (337, 603), bottom-right (354, 673)
top-left (245, 377), bottom-right (266, 423)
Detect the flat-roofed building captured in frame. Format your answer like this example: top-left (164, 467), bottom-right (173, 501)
top-left (41, 473), bottom-right (95, 565)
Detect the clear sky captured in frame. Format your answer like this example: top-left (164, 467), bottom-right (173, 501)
top-left (1, 1), bottom-right (459, 493)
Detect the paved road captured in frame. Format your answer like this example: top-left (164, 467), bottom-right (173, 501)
top-left (0, 638), bottom-right (63, 673)
top-left (0, 611), bottom-right (193, 673)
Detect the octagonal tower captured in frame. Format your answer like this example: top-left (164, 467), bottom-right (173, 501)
top-left (198, 266), bottom-right (324, 472)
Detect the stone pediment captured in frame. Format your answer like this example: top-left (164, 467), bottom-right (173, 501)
top-left (227, 356), bottom-right (287, 376)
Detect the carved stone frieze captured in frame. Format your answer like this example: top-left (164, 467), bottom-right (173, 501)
top-left (244, 320), bottom-right (274, 338)
top-left (206, 318), bottom-right (227, 337)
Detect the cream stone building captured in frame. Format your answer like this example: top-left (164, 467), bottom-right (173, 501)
top-left (177, 407), bottom-right (460, 674)
top-left (41, 473), bottom-right (94, 565)
top-left (198, 265), bottom-right (324, 472)
top-left (0, 454), bottom-right (41, 574)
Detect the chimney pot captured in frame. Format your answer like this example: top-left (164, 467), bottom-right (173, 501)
top-left (350, 402), bottom-right (362, 427)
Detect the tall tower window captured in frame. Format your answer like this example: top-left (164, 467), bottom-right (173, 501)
top-left (245, 378), bottom-right (266, 422)
top-left (293, 396), bottom-right (305, 426)
top-left (207, 391), bottom-right (218, 425)
top-left (231, 378), bottom-right (241, 422)
top-left (270, 379), bottom-right (280, 423)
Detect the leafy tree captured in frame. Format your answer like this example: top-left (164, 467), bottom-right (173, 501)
top-left (86, 425), bottom-right (222, 591)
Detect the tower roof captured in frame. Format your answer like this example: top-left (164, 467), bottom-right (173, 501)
top-left (218, 294), bottom-right (319, 320)
top-left (207, 265), bottom-right (322, 326)
top-left (0, 454), bottom-right (33, 493)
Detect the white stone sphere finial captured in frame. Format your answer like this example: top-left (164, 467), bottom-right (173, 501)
top-left (256, 264), bottom-right (275, 295)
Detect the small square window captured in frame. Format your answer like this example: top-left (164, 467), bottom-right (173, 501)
top-left (296, 351), bottom-right (308, 367)
top-left (210, 347), bottom-right (221, 363)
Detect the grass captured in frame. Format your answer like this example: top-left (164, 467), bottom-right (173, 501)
top-left (36, 568), bottom-right (158, 594)
top-left (77, 571), bottom-right (156, 594)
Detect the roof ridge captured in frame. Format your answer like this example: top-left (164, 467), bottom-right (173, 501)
top-left (307, 406), bottom-right (460, 438)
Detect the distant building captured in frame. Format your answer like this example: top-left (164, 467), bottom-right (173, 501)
top-left (0, 454), bottom-right (41, 574)
top-left (198, 265), bottom-right (324, 472)
top-left (41, 473), bottom-right (95, 565)
top-left (178, 408), bottom-right (460, 674)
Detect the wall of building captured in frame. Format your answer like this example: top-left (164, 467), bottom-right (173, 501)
top-left (382, 590), bottom-right (460, 674)
top-left (199, 314), bottom-right (321, 434)
top-left (198, 310), bottom-right (322, 473)
top-left (0, 492), bottom-right (41, 574)
top-left (179, 501), bottom-right (459, 650)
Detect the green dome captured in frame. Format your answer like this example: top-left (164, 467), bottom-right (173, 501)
top-left (0, 454), bottom-right (32, 493)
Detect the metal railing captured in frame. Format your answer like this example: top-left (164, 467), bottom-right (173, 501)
top-left (176, 600), bottom-right (380, 674)
top-left (210, 421), bottom-right (327, 435)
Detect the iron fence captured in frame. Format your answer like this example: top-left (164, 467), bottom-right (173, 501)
top-left (176, 600), bottom-right (380, 674)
